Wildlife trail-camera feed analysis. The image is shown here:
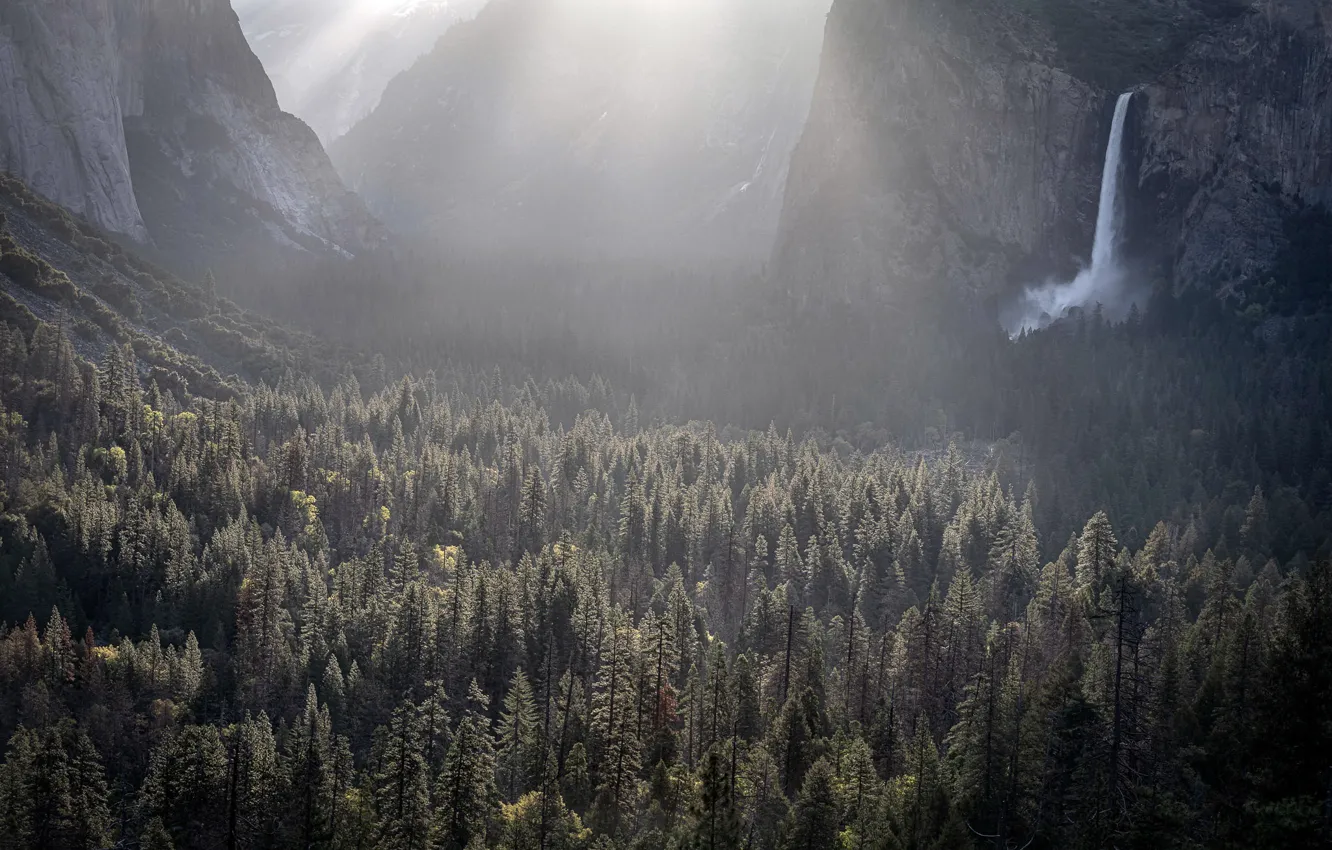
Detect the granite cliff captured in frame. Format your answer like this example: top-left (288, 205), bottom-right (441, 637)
top-left (773, 0), bottom-right (1102, 306)
top-left (1130, 0), bottom-right (1332, 299)
top-left (0, 0), bottom-right (381, 280)
top-left (775, 0), bottom-right (1328, 313)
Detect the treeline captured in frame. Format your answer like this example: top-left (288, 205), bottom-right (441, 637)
top-left (0, 313), bottom-right (1328, 849)
top-left (232, 239), bottom-right (1332, 570)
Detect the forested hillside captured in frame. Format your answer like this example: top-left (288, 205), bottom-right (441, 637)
top-left (0, 263), bottom-right (1328, 848)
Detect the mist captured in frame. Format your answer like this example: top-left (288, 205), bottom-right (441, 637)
top-left (326, 0), bottom-right (834, 268)
top-left (234, 0), bottom-right (490, 143)
top-left (1004, 92), bottom-right (1141, 335)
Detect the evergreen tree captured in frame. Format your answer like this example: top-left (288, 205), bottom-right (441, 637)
top-left (139, 725), bottom-right (230, 850)
top-left (497, 669), bottom-right (540, 802)
top-left (282, 686), bottom-right (340, 849)
top-left (1243, 560), bottom-right (1332, 847)
top-left (222, 712), bottom-right (281, 850)
top-left (691, 746), bottom-right (741, 850)
top-left (0, 721), bottom-right (111, 850)
top-left (590, 614), bottom-right (643, 835)
top-left (986, 501), bottom-right (1039, 622)
top-left (781, 757), bottom-right (839, 850)
top-left (436, 680), bottom-right (499, 850)
top-left (1076, 512), bottom-right (1119, 601)
top-left (372, 700), bottom-right (431, 850)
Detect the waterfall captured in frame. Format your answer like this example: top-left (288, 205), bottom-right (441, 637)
top-left (1090, 92), bottom-right (1134, 274)
top-left (1006, 91), bottom-right (1136, 335)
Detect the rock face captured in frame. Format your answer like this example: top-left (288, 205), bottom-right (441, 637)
top-left (235, 0), bottom-right (489, 145)
top-left (1131, 0), bottom-right (1332, 296)
top-left (0, 0), bottom-right (148, 241)
top-left (331, 0), bottom-right (831, 267)
top-left (773, 0), bottom-right (1102, 305)
top-left (775, 0), bottom-right (1331, 310)
top-left (0, 0), bottom-right (381, 277)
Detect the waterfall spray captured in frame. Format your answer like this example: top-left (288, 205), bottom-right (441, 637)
top-left (1007, 91), bottom-right (1136, 335)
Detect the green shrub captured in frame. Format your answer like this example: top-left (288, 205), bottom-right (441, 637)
top-left (0, 248), bottom-right (43, 289)
top-left (92, 277), bottom-right (137, 309)
top-left (72, 318), bottom-right (100, 340)
top-left (0, 291), bottom-right (38, 335)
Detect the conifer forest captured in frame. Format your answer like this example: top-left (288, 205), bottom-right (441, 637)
top-left (1, 282), bottom-right (1329, 849)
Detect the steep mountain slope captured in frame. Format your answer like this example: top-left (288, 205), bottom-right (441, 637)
top-left (774, 0), bottom-right (1325, 312)
top-left (0, 170), bottom-right (331, 397)
top-left (331, 0), bottom-right (831, 267)
top-left (0, 0), bottom-right (382, 281)
top-left (235, 0), bottom-right (489, 145)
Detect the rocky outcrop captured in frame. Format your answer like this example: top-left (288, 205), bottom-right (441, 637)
top-left (773, 0), bottom-right (1103, 305)
top-left (0, 0), bottom-right (381, 277)
top-left (775, 0), bottom-right (1331, 311)
top-left (331, 0), bottom-right (831, 267)
top-left (1131, 0), bottom-right (1332, 296)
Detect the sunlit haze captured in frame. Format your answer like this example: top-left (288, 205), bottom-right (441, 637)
top-left (235, 0), bottom-right (489, 141)
top-left (323, 0), bottom-right (833, 263)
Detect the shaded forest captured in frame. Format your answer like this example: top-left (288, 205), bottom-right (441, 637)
top-left (0, 294), bottom-right (1329, 849)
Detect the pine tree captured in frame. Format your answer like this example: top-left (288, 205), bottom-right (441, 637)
top-left (173, 630), bottom-right (204, 705)
top-left (282, 686), bottom-right (339, 849)
top-left (235, 537), bottom-right (294, 710)
top-left (1238, 487), bottom-right (1269, 562)
top-left (1243, 560), bottom-right (1332, 847)
top-left (776, 525), bottom-right (807, 609)
top-left (372, 701), bottom-right (431, 850)
top-left (139, 725), bottom-right (230, 850)
top-left (772, 685), bottom-right (822, 799)
top-left (781, 757), bottom-right (839, 850)
top-left (519, 467), bottom-right (547, 556)
top-left (562, 742), bottom-right (594, 813)
top-left (834, 736), bottom-right (881, 850)
top-left (436, 680), bottom-right (499, 850)
top-left (0, 722), bottom-right (111, 850)
top-left (590, 616), bottom-right (642, 835)
top-left (222, 712), bottom-right (280, 850)
top-left (986, 500), bottom-right (1039, 622)
top-left (691, 746), bottom-right (741, 850)
top-left (944, 624), bottom-right (1019, 841)
top-left (1076, 512), bottom-right (1119, 600)
top-left (497, 669), bottom-right (540, 802)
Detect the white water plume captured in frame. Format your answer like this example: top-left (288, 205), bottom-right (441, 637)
top-left (1007, 92), bottom-right (1136, 335)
